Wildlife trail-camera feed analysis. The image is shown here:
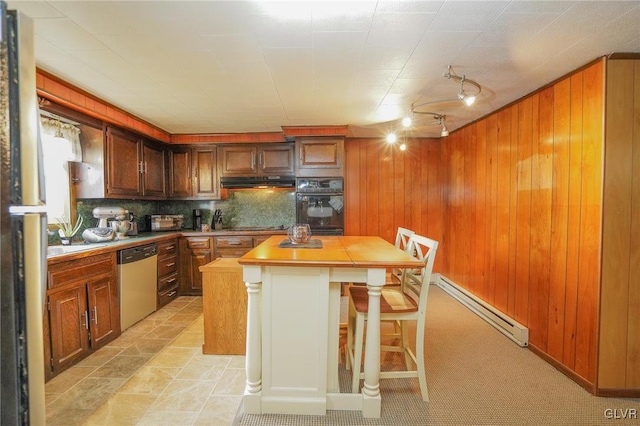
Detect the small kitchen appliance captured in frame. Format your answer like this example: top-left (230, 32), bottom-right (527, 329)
top-left (110, 219), bottom-right (130, 240)
top-left (92, 206), bottom-right (126, 228)
top-left (146, 214), bottom-right (184, 231)
top-left (193, 209), bottom-right (202, 230)
top-left (296, 178), bottom-right (344, 236)
top-left (126, 211), bottom-right (138, 236)
top-left (82, 206), bottom-right (126, 243)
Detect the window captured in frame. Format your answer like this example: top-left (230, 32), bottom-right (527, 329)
top-left (40, 117), bottom-right (82, 226)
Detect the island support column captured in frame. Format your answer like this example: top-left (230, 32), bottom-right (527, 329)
top-left (362, 269), bottom-right (385, 418)
top-left (243, 265), bottom-right (262, 414)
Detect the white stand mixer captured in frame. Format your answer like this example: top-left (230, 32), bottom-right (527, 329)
top-left (82, 206), bottom-right (127, 243)
top-left (93, 206), bottom-right (127, 227)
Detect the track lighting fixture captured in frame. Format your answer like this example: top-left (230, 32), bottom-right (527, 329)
top-left (410, 65), bottom-right (482, 115)
top-left (444, 65), bottom-right (481, 106)
top-left (415, 112), bottom-right (448, 137)
top-left (439, 115), bottom-right (449, 137)
top-left (386, 112), bottom-right (448, 146)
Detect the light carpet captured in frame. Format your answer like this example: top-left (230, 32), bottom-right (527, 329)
top-left (234, 285), bottom-right (640, 425)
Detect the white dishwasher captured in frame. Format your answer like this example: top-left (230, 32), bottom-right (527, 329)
top-left (118, 243), bottom-right (158, 330)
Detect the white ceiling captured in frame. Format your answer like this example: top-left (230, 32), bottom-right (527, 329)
top-left (8, 0), bottom-right (640, 138)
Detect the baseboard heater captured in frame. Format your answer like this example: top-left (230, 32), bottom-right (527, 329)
top-left (435, 275), bottom-right (529, 347)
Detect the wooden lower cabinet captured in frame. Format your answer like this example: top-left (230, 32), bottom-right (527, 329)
top-left (180, 233), bottom-right (284, 296)
top-left (157, 238), bottom-right (180, 307)
top-left (215, 235), bottom-right (253, 258)
top-left (200, 258), bottom-right (246, 355)
top-left (180, 236), bottom-right (214, 295)
top-left (45, 253), bottom-right (119, 381)
top-left (47, 285), bottom-right (89, 373)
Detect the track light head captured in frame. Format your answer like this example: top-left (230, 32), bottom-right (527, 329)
top-left (457, 92), bottom-right (476, 106)
top-left (437, 114), bottom-right (449, 137)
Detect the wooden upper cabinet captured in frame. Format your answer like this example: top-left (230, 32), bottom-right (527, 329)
top-left (168, 148), bottom-right (192, 198)
top-left (260, 144), bottom-right (295, 174)
top-left (106, 127), bottom-right (141, 197)
top-left (167, 145), bottom-right (219, 200)
top-left (105, 126), bottom-right (166, 199)
top-left (296, 138), bottom-right (344, 177)
top-left (141, 140), bottom-right (167, 198)
top-left (192, 147), bottom-right (218, 198)
top-left (219, 143), bottom-right (294, 176)
top-left (220, 145), bottom-right (257, 175)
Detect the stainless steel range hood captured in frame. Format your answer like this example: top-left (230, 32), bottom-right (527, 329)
top-left (220, 176), bottom-right (296, 189)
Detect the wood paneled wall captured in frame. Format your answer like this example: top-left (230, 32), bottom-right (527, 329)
top-left (599, 59), bottom-right (640, 391)
top-left (344, 61), bottom-right (606, 388)
top-left (440, 61), bottom-right (604, 385)
top-left (344, 138), bottom-right (444, 270)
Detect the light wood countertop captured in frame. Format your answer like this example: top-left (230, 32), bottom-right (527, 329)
top-left (238, 235), bottom-right (423, 269)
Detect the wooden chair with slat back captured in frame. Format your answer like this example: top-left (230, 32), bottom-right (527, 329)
top-left (389, 227), bottom-right (415, 283)
top-left (345, 234), bottom-right (438, 402)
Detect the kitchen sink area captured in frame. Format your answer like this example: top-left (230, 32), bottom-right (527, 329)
top-left (46, 242), bottom-right (112, 257)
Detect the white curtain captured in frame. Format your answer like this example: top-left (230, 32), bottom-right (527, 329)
top-left (40, 118), bottom-right (82, 224)
top-left (40, 118), bottom-right (82, 161)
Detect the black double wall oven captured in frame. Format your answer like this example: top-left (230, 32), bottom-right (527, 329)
top-left (296, 178), bottom-right (344, 236)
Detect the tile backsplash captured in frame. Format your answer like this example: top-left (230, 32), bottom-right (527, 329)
top-left (70, 189), bottom-right (296, 239)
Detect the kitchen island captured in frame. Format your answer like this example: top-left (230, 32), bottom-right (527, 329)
top-left (238, 236), bottom-right (424, 418)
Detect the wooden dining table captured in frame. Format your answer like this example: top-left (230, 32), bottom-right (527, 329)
top-left (238, 235), bottom-right (424, 418)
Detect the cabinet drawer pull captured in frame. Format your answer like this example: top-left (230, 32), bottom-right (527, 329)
top-left (166, 277), bottom-right (177, 283)
top-left (168, 291), bottom-right (177, 297)
top-left (165, 245), bottom-right (175, 251)
top-left (164, 262), bottom-right (176, 267)
top-left (228, 240), bottom-right (241, 245)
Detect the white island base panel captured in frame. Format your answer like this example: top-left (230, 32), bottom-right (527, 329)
top-left (242, 265), bottom-right (385, 418)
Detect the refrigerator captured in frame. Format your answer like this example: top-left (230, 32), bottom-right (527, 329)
top-left (1, 3), bottom-right (47, 425)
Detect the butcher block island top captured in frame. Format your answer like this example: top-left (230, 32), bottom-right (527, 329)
top-left (237, 235), bottom-right (424, 418)
top-left (238, 235), bottom-right (423, 269)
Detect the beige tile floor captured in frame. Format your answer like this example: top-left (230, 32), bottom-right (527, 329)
top-left (44, 296), bottom-right (244, 426)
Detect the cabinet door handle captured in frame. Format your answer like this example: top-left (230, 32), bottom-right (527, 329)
top-left (251, 152), bottom-right (255, 169)
top-left (92, 307), bottom-right (98, 324)
top-left (81, 311), bottom-right (88, 329)
top-left (144, 161), bottom-right (148, 173)
top-left (260, 152), bottom-right (264, 167)
top-left (193, 166), bottom-right (198, 178)
top-left (165, 262), bottom-right (176, 267)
